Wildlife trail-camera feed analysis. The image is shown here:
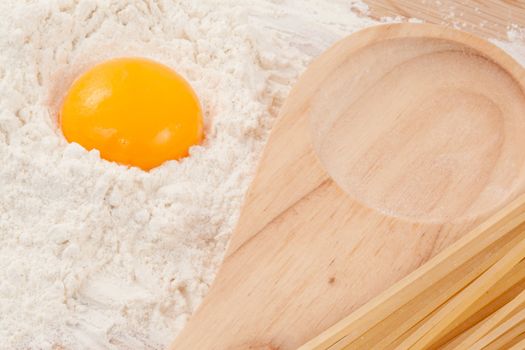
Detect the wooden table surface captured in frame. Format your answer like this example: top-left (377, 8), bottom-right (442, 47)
top-left (364, 0), bottom-right (525, 40)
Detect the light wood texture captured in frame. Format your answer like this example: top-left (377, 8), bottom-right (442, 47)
top-left (363, 0), bottom-right (525, 41)
top-left (170, 23), bottom-right (525, 350)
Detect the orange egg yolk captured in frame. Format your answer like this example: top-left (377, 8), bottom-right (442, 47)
top-left (60, 58), bottom-right (203, 170)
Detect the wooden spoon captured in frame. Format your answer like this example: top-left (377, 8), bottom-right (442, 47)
top-left (170, 23), bottom-right (525, 350)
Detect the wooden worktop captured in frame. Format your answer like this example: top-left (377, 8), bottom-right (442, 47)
top-left (364, 0), bottom-right (525, 40)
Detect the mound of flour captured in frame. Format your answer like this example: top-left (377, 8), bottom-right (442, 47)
top-left (0, 0), bottom-right (372, 348)
top-left (0, 0), bottom-right (524, 349)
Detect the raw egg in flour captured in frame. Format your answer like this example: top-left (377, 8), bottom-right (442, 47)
top-left (60, 58), bottom-right (203, 170)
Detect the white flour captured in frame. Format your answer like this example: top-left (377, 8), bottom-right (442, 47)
top-left (0, 1), bottom-right (524, 349)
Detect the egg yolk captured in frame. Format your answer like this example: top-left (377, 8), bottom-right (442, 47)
top-left (60, 58), bottom-right (203, 170)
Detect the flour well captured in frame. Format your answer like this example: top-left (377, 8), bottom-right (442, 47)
top-left (0, 1), bottom-right (524, 349)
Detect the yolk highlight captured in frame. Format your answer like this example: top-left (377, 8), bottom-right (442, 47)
top-left (60, 58), bottom-right (203, 170)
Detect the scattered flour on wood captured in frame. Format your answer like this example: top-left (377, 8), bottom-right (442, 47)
top-left (0, 0), bottom-right (524, 349)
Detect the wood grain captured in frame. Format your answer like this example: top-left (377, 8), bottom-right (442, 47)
top-left (171, 24), bottom-right (525, 350)
top-left (363, 0), bottom-right (525, 40)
